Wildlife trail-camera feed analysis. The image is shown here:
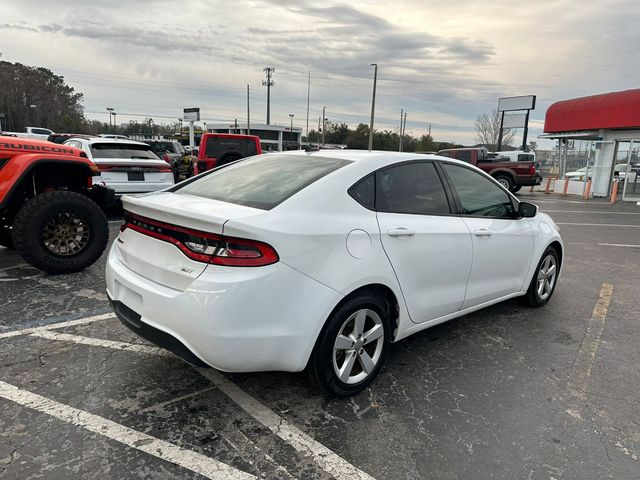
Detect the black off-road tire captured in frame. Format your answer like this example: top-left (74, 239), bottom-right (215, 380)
top-left (306, 294), bottom-right (391, 396)
top-left (12, 191), bottom-right (109, 274)
top-left (512, 185), bottom-right (522, 193)
top-left (522, 247), bottom-right (560, 307)
top-left (0, 227), bottom-right (15, 250)
top-left (172, 164), bottom-right (181, 183)
top-left (494, 174), bottom-right (514, 192)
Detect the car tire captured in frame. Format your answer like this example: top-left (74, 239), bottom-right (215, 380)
top-left (172, 164), bottom-right (180, 183)
top-left (494, 174), bottom-right (514, 192)
top-left (522, 247), bottom-right (559, 307)
top-left (306, 293), bottom-right (390, 396)
top-left (0, 227), bottom-right (15, 249)
top-left (512, 185), bottom-right (522, 193)
top-left (12, 191), bottom-right (109, 275)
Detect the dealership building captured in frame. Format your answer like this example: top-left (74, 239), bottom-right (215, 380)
top-left (541, 89), bottom-right (640, 202)
top-left (205, 123), bottom-right (302, 152)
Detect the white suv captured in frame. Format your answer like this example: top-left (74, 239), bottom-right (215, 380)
top-left (64, 137), bottom-right (174, 196)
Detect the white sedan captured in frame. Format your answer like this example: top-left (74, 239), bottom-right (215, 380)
top-left (106, 150), bottom-right (563, 396)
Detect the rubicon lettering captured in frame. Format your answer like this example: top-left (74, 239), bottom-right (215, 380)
top-left (0, 142), bottom-right (76, 155)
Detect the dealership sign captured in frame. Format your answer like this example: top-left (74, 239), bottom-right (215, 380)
top-left (498, 95), bottom-right (536, 112)
top-left (183, 107), bottom-right (200, 122)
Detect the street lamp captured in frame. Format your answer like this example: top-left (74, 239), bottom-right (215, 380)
top-left (322, 106), bottom-right (326, 146)
top-left (106, 107), bottom-right (114, 132)
top-left (368, 63), bottom-right (378, 151)
top-left (289, 114), bottom-right (295, 148)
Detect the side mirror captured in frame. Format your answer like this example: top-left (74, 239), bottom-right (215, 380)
top-left (519, 202), bottom-right (538, 218)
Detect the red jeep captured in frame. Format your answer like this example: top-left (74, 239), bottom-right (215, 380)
top-left (195, 133), bottom-right (262, 173)
top-left (0, 136), bottom-right (113, 274)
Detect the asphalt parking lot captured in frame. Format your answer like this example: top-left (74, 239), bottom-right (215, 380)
top-left (0, 192), bottom-right (638, 480)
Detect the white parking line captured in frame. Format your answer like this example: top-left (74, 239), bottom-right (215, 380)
top-left (566, 283), bottom-right (614, 420)
top-left (0, 380), bottom-right (255, 480)
top-left (22, 328), bottom-right (377, 480)
top-left (597, 243), bottom-right (640, 248)
top-left (555, 222), bottom-right (640, 228)
top-left (0, 313), bottom-right (115, 339)
top-left (544, 210), bottom-right (640, 215)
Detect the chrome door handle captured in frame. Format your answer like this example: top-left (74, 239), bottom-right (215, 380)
top-left (474, 229), bottom-right (492, 237)
top-left (387, 228), bottom-right (416, 237)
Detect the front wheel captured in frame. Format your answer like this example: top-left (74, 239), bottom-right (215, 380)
top-left (306, 294), bottom-right (390, 396)
top-left (12, 191), bottom-right (109, 274)
top-left (522, 247), bottom-right (559, 307)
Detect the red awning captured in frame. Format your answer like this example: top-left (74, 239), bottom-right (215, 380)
top-left (544, 89), bottom-right (640, 133)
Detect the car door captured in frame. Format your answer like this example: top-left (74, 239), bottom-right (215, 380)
top-left (375, 161), bottom-right (473, 323)
top-left (440, 162), bottom-right (533, 308)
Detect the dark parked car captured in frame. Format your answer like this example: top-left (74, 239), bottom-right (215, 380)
top-left (47, 133), bottom-right (91, 144)
top-left (144, 140), bottom-right (194, 182)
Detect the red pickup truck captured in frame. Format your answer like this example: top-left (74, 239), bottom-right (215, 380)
top-left (437, 147), bottom-right (541, 193)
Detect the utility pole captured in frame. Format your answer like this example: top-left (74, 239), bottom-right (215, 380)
top-left (399, 109), bottom-right (404, 152)
top-left (322, 106), bottom-right (326, 146)
top-left (368, 63), bottom-right (378, 151)
top-left (306, 71), bottom-right (310, 147)
top-left (262, 67), bottom-right (275, 125)
top-left (403, 111), bottom-right (407, 141)
top-left (318, 116), bottom-right (321, 147)
top-left (428, 123), bottom-right (431, 137)
top-left (247, 84), bottom-right (250, 135)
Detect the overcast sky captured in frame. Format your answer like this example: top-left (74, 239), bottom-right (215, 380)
top-left (2, 0), bottom-right (638, 147)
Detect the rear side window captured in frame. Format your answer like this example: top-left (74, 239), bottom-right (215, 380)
top-left (456, 150), bottom-right (472, 162)
top-left (349, 174), bottom-right (374, 209)
top-left (176, 154), bottom-right (350, 210)
top-left (376, 162), bottom-right (450, 215)
top-left (204, 137), bottom-right (258, 158)
top-left (91, 143), bottom-right (158, 160)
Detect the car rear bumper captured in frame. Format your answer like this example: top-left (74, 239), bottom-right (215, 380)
top-left (105, 243), bottom-right (341, 372)
top-left (517, 175), bottom-right (543, 186)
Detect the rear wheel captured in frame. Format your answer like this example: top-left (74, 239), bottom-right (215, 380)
top-left (306, 294), bottom-right (390, 396)
top-left (522, 247), bottom-right (559, 307)
top-left (494, 174), bottom-right (514, 192)
top-left (12, 191), bottom-right (109, 274)
top-left (512, 185), bottom-right (522, 193)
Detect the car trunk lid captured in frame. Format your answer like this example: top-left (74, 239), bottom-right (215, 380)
top-left (116, 192), bottom-right (264, 290)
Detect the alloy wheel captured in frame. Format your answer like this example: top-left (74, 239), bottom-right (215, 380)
top-left (536, 254), bottom-right (557, 301)
top-left (333, 308), bottom-right (385, 385)
top-left (42, 212), bottom-right (91, 256)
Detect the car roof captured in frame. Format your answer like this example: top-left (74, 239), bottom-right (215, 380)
top-left (278, 148), bottom-right (471, 168)
top-left (72, 137), bottom-right (151, 147)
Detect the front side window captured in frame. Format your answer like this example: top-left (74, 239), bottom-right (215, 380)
top-left (175, 154), bottom-right (350, 210)
top-left (443, 163), bottom-right (515, 218)
top-left (376, 162), bottom-right (450, 215)
top-left (456, 150), bottom-right (472, 163)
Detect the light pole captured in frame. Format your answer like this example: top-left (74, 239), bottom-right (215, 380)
top-left (106, 107), bottom-right (114, 131)
top-left (289, 114), bottom-right (294, 147)
top-left (112, 112), bottom-right (117, 134)
top-left (322, 106), bottom-right (326, 146)
top-left (368, 63), bottom-right (378, 151)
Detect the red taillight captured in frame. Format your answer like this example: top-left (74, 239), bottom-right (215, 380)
top-left (120, 212), bottom-right (279, 267)
top-left (163, 154), bottom-right (171, 164)
top-left (530, 164), bottom-right (536, 176)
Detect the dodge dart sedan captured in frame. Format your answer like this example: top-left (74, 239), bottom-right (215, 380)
top-left (106, 150), bottom-right (563, 396)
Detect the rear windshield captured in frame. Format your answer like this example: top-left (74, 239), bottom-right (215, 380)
top-left (147, 142), bottom-right (175, 154)
top-left (175, 154), bottom-right (350, 210)
top-left (204, 136), bottom-right (258, 158)
top-left (91, 143), bottom-right (158, 159)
